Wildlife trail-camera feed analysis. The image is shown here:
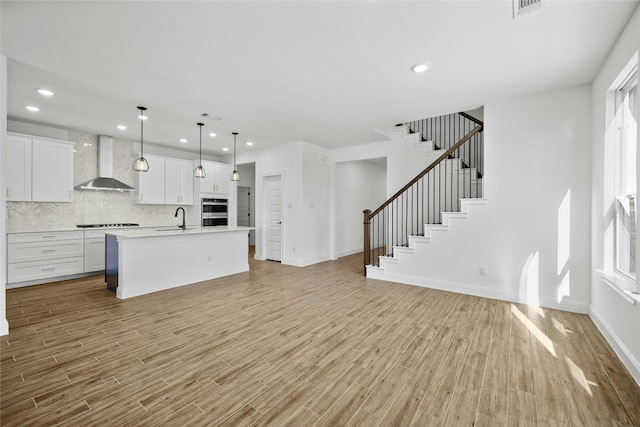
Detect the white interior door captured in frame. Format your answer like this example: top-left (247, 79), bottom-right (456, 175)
top-left (265, 175), bottom-right (282, 261)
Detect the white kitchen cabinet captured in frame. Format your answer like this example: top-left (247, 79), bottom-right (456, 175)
top-left (5, 135), bottom-right (32, 201)
top-left (84, 230), bottom-right (105, 272)
top-left (200, 161), bottom-right (231, 196)
top-left (5, 133), bottom-right (73, 202)
top-left (135, 154), bottom-right (165, 204)
top-left (165, 158), bottom-right (194, 205)
top-left (31, 138), bottom-right (74, 202)
top-left (7, 231), bottom-right (84, 284)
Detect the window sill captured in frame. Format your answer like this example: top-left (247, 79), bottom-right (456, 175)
top-left (597, 270), bottom-right (640, 305)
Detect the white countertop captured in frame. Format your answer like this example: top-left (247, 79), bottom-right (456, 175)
top-left (105, 226), bottom-right (254, 239)
top-left (6, 224), bottom-right (201, 234)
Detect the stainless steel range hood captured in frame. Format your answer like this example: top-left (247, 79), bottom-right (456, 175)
top-left (75, 135), bottom-right (136, 192)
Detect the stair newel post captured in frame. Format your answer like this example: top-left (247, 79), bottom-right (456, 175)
top-left (363, 209), bottom-right (371, 274)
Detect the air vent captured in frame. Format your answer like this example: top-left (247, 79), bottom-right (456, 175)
top-left (513, 0), bottom-right (543, 18)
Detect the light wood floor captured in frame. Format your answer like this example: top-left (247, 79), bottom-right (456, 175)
top-left (2, 251), bottom-right (639, 426)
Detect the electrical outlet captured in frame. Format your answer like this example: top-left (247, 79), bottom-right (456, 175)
top-left (292, 246), bottom-right (296, 252)
top-left (479, 267), bottom-right (486, 276)
top-left (207, 256), bottom-right (212, 262)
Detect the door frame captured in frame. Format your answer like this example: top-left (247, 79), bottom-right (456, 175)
top-left (260, 171), bottom-right (284, 262)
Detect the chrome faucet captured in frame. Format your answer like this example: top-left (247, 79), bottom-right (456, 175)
top-left (174, 207), bottom-right (186, 230)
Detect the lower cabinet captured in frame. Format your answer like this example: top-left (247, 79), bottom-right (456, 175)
top-left (7, 230), bottom-right (108, 285)
top-left (7, 257), bottom-right (85, 284)
top-left (7, 231), bottom-right (84, 283)
top-left (84, 231), bottom-right (106, 273)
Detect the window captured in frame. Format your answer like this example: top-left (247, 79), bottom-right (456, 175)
top-left (615, 68), bottom-right (637, 279)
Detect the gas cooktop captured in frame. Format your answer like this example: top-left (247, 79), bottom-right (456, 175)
top-left (76, 223), bottom-right (140, 229)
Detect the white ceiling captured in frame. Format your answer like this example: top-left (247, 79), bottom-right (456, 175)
top-left (1, 1), bottom-right (637, 156)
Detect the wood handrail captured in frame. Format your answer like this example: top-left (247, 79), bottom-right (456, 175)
top-left (458, 112), bottom-right (483, 130)
top-left (369, 125), bottom-right (483, 218)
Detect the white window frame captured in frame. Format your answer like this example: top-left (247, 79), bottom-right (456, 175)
top-left (614, 68), bottom-right (637, 281)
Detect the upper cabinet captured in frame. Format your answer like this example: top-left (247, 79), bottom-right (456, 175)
top-left (199, 161), bottom-right (231, 196)
top-left (6, 133), bottom-right (73, 203)
top-left (136, 155), bottom-right (195, 205)
top-left (135, 154), bottom-right (165, 204)
top-left (32, 138), bottom-right (74, 202)
top-left (6, 135), bottom-right (32, 201)
top-left (165, 158), bottom-right (194, 205)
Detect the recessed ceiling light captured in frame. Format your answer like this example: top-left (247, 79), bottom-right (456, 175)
top-left (209, 132), bottom-right (216, 137)
top-left (38, 89), bottom-right (54, 96)
top-left (246, 141), bottom-right (253, 146)
top-left (222, 147), bottom-right (229, 152)
top-left (137, 114), bottom-right (148, 120)
top-left (410, 63), bottom-right (430, 73)
top-left (25, 105), bottom-right (39, 112)
top-left (117, 125), bottom-right (127, 130)
top-left (179, 138), bottom-right (187, 143)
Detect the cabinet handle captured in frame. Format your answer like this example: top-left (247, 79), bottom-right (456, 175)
top-left (41, 235), bottom-right (55, 239)
top-left (69, 190), bottom-right (72, 199)
top-left (41, 267), bottom-right (56, 272)
top-left (42, 249), bottom-right (56, 253)
top-left (140, 194), bottom-right (143, 202)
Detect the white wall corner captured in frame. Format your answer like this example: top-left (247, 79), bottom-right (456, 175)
top-left (1, 55), bottom-right (8, 336)
top-left (590, 306), bottom-right (640, 387)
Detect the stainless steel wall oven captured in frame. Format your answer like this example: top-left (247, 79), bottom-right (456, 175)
top-left (202, 198), bottom-right (228, 227)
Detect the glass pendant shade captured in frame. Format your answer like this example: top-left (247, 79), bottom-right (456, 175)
top-left (132, 156), bottom-right (149, 172)
top-left (133, 106), bottom-right (149, 172)
top-left (194, 122), bottom-right (206, 178)
top-left (230, 132), bottom-right (240, 181)
top-left (194, 164), bottom-right (206, 178)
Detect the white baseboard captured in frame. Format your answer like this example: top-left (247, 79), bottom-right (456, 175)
top-left (367, 270), bottom-right (519, 304)
top-left (367, 271), bottom-right (589, 314)
top-left (287, 255), bottom-right (331, 268)
top-left (538, 296), bottom-right (590, 314)
top-left (0, 318), bottom-right (8, 336)
top-left (337, 248), bottom-right (362, 258)
top-left (590, 306), bottom-right (640, 387)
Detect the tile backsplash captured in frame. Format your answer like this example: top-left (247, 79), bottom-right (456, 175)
top-left (6, 131), bottom-right (197, 232)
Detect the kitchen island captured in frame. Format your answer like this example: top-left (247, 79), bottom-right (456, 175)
top-left (105, 226), bottom-right (253, 299)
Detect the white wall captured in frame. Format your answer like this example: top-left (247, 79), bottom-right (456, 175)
top-left (1, 55), bottom-right (9, 336)
top-left (302, 142), bottom-right (331, 265)
top-left (590, 4), bottom-right (640, 385)
top-left (380, 85), bottom-right (593, 315)
top-left (335, 160), bottom-right (386, 257)
top-left (236, 141), bottom-right (304, 265)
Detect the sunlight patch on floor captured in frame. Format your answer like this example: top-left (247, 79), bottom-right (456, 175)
top-left (565, 355), bottom-right (598, 397)
top-left (511, 304), bottom-right (556, 357)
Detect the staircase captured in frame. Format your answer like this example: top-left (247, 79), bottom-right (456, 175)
top-left (363, 112), bottom-right (486, 280)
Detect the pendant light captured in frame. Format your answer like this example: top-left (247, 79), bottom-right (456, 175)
top-left (194, 122), bottom-right (206, 178)
top-left (132, 106), bottom-right (149, 172)
top-left (230, 132), bottom-right (240, 181)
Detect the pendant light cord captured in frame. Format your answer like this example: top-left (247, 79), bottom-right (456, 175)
top-left (199, 123), bottom-right (203, 166)
top-left (233, 134), bottom-right (237, 169)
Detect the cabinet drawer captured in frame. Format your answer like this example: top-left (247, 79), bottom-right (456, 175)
top-left (7, 257), bottom-right (84, 283)
top-left (8, 240), bottom-right (84, 263)
top-left (84, 230), bottom-right (106, 239)
top-left (8, 231), bottom-right (84, 244)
